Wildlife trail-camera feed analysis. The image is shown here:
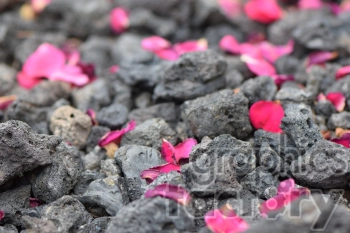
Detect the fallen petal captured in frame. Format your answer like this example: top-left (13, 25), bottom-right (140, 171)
top-left (77, 63), bottom-right (96, 80)
top-left (317, 93), bottom-right (327, 102)
top-left (154, 48), bottom-right (180, 61)
top-left (141, 36), bottom-right (171, 52)
top-left (98, 120), bottom-right (136, 147)
top-left (241, 55), bottom-right (276, 76)
top-left (0, 95), bottom-right (17, 110)
top-left (249, 100), bottom-right (284, 133)
top-left (247, 32), bottom-right (266, 44)
top-left (306, 51), bottom-right (338, 68)
top-left (173, 38), bottom-right (208, 55)
top-left (17, 71), bottom-right (42, 89)
top-left (298, 0), bottom-right (323, 9)
top-left (145, 183), bottom-right (191, 206)
top-left (161, 139), bottom-right (176, 164)
top-left (260, 40), bottom-right (294, 64)
top-left (140, 163), bottom-right (181, 184)
top-left (219, 35), bottom-right (241, 54)
top-left (244, 0), bottom-right (283, 24)
top-left (86, 109), bottom-right (98, 126)
top-left (326, 92), bottom-right (346, 112)
top-left (335, 65), bottom-right (350, 80)
top-left (277, 178), bottom-right (295, 195)
top-left (335, 127), bottom-right (350, 138)
top-left (109, 65), bottom-right (120, 74)
top-left (29, 197), bottom-right (41, 208)
top-left (174, 138), bottom-right (197, 164)
top-left (0, 210), bottom-right (4, 221)
top-left (49, 65), bottom-right (90, 86)
top-left (110, 8), bottom-right (129, 33)
top-left (31, 0), bottom-right (51, 13)
top-left (331, 133), bottom-right (350, 148)
top-left (218, 0), bottom-right (242, 19)
top-left (271, 74), bottom-right (294, 86)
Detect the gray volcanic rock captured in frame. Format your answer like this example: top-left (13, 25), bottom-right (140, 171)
top-left (327, 111), bottom-right (350, 130)
top-left (240, 76), bottom-right (277, 105)
top-left (22, 216), bottom-right (59, 233)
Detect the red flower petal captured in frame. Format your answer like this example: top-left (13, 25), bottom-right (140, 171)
top-left (49, 65), bottom-right (90, 86)
top-left (154, 48), bottom-right (180, 61)
top-left (205, 204), bottom-right (249, 233)
top-left (29, 198), bottom-right (41, 208)
top-left (306, 51), bottom-right (338, 68)
top-left (271, 74), bottom-right (294, 86)
top-left (244, 0), bottom-right (283, 24)
top-left (331, 133), bottom-right (350, 148)
top-left (30, 0), bottom-right (51, 13)
top-left (144, 183), bottom-right (191, 206)
top-left (326, 92), bottom-right (346, 112)
top-left (141, 36), bottom-right (171, 52)
top-left (173, 39), bottom-right (208, 55)
top-left (109, 65), bottom-right (120, 74)
top-left (0, 210), bottom-right (4, 221)
top-left (241, 55), bottom-right (276, 76)
top-left (298, 0), bottom-right (323, 9)
top-left (77, 62), bottom-right (96, 80)
top-left (174, 138), bottom-right (197, 164)
top-left (218, 0), bottom-right (242, 19)
top-left (335, 66), bottom-right (350, 80)
top-left (0, 95), bottom-right (17, 110)
top-left (110, 8), bottom-right (129, 34)
top-left (249, 101), bottom-right (284, 133)
top-left (86, 109), bottom-right (98, 126)
top-left (98, 120), bottom-right (136, 147)
top-left (140, 163), bottom-right (181, 184)
top-left (260, 40), bottom-right (294, 64)
top-left (219, 35), bottom-right (241, 54)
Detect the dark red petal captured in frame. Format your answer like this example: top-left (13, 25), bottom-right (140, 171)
top-left (219, 35), bottom-right (241, 54)
top-left (110, 8), bottom-right (129, 33)
top-left (326, 92), bottom-right (346, 112)
top-left (335, 66), bottom-right (350, 80)
top-left (98, 120), bottom-right (136, 147)
top-left (77, 63), bottom-right (96, 80)
top-left (249, 101), bottom-right (284, 133)
top-left (244, 0), bottom-right (283, 24)
top-left (331, 133), bottom-right (350, 148)
top-left (298, 0), bottom-right (323, 9)
top-left (29, 197), bottom-right (41, 208)
top-left (218, 0), bottom-right (242, 19)
top-left (140, 163), bottom-right (181, 183)
top-left (161, 139), bottom-right (176, 164)
top-left (144, 183), bottom-right (191, 206)
top-left (241, 55), bottom-right (276, 76)
top-left (260, 40), bottom-right (294, 64)
top-left (271, 74), bottom-right (294, 86)
top-left (174, 138), bottom-right (197, 164)
top-left (0, 95), bottom-right (17, 110)
top-left (173, 39), bottom-right (208, 55)
top-left (141, 36), bottom-right (171, 52)
top-left (205, 204), bottom-right (249, 233)
top-left (86, 109), bottom-right (98, 126)
top-left (0, 210), bottom-right (4, 221)
top-left (306, 51), bottom-right (338, 68)
top-left (154, 48), bottom-right (180, 61)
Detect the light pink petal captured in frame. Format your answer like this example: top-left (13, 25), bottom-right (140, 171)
top-left (298, 0), bottom-right (323, 9)
top-left (239, 43), bottom-right (262, 58)
top-left (29, 198), bottom-right (41, 208)
top-left (110, 8), bottom-right (129, 33)
top-left (109, 65), bottom-right (120, 74)
top-left (98, 120), bottom-right (136, 147)
top-left (17, 71), bottom-right (42, 89)
top-left (140, 163), bottom-right (181, 184)
top-left (145, 183), bottom-right (191, 206)
top-left (335, 66), bottom-right (350, 80)
top-left (86, 109), bottom-right (98, 126)
top-left (161, 139), bottom-right (176, 164)
top-left (277, 178), bottom-right (295, 195)
top-left (31, 0), bottom-right (51, 13)
top-left (341, 0), bottom-right (350, 12)
top-left (155, 48), bottom-right (180, 61)
top-left (218, 0), bottom-right (242, 19)
top-left (141, 36), bottom-right (171, 52)
top-left (326, 92), bottom-right (346, 112)
top-left (0, 210), bottom-right (4, 221)
top-left (173, 39), bottom-right (208, 55)
top-left (307, 51), bottom-right (338, 68)
top-left (260, 40), bottom-right (294, 64)
top-left (331, 133), bottom-right (350, 148)
top-left (219, 35), bottom-right (241, 54)
top-left (271, 74), bottom-right (294, 86)
top-left (205, 204), bottom-right (249, 233)
top-left (0, 95), bottom-right (17, 110)
top-left (244, 0), bottom-right (283, 24)
top-left (317, 93), bottom-right (327, 101)
top-left (66, 50), bottom-right (80, 66)
top-left (241, 55), bottom-right (276, 76)
top-left (140, 169), bottom-right (161, 184)
top-left (174, 138), bottom-right (197, 164)
top-left (49, 65), bottom-right (89, 86)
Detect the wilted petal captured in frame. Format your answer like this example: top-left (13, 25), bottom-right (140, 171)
top-left (174, 138), bottom-right (197, 164)
top-left (17, 71), bottom-right (42, 89)
top-left (49, 65), bottom-right (89, 86)
top-left (161, 139), bottom-right (176, 164)
top-left (298, 0), bottom-right (323, 9)
top-left (241, 55), bottom-right (276, 76)
top-left (110, 8), bottom-right (129, 33)
top-left (249, 101), bottom-right (284, 133)
top-left (98, 120), bottom-right (136, 147)
top-left (331, 133), bottom-right (350, 148)
top-left (142, 36), bottom-right (171, 52)
top-left (205, 204), bottom-right (249, 233)
top-left (0, 95), bottom-right (17, 110)
top-left (306, 51), bottom-right (338, 68)
top-left (244, 0), bottom-right (282, 24)
top-left (29, 198), bottom-right (41, 208)
top-left (140, 163), bottom-right (181, 184)
top-left (0, 210), bottom-right (4, 221)
top-left (145, 184), bottom-right (191, 206)
top-left (219, 35), bottom-right (241, 54)
top-left (154, 48), bottom-right (180, 61)
top-left (31, 0), bottom-right (51, 13)
top-left (271, 74), bottom-right (294, 86)
top-left (218, 0), bottom-right (242, 19)
top-left (335, 66), bottom-right (350, 80)
top-left (173, 39), bottom-right (208, 55)
top-left (326, 92), bottom-right (346, 112)
top-left (260, 40), bottom-right (294, 64)
top-left (86, 109), bottom-right (98, 126)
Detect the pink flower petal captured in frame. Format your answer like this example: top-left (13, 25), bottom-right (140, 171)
top-left (86, 109), bottom-right (98, 126)
top-left (277, 178), bottom-right (295, 195)
top-left (161, 139), bottom-right (176, 164)
top-left (109, 65), bottom-right (120, 74)
top-left (298, 0), bottom-right (323, 9)
top-left (140, 163), bottom-right (181, 184)
top-left (30, 0), bottom-right (51, 13)
top-left (271, 74), bottom-right (294, 86)
top-left (246, 32), bottom-right (266, 44)
top-left (110, 8), bottom-right (129, 34)
top-left (17, 71), bottom-right (42, 89)
top-left (331, 133), bottom-right (350, 148)
top-left (173, 39), bottom-right (208, 55)
top-left (29, 198), bottom-right (41, 208)
top-left (244, 0), bottom-right (283, 24)
top-left (141, 36), bottom-right (171, 52)
top-left (341, 0), bottom-right (350, 12)
top-left (241, 55), bottom-right (276, 76)
top-left (260, 40), bottom-right (294, 64)
top-left (98, 120), bottom-right (136, 147)
top-left (335, 66), bottom-right (350, 80)
top-left (249, 101), bottom-right (284, 133)
top-left (174, 138), bottom-right (197, 164)
top-left (49, 65), bottom-right (90, 86)
top-left (239, 43), bottom-right (262, 58)
top-left (326, 92), bottom-right (346, 112)
top-left (205, 204), bottom-right (249, 233)
top-left (0, 210), bottom-right (4, 221)
top-left (218, 0), bottom-right (242, 19)
top-left (145, 184), bottom-right (191, 206)
top-left (154, 48), bottom-right (180, 61)
top-left (0, 95), bottom-right (17, 110)
top-left (219, 35), bottom-right (241, 54)
top-left (317, 93), bottom-right (327, 102)
top-left (306, 51), bottom-right (338, 68)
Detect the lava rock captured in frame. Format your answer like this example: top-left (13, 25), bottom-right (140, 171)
top-left (100, 159), bottom-right (121, 177)
top-left (153, 50), bottom-right (227, 101)
top-left (327, 111), bottom-right (350, 130)
top-left (0, 225), bottom-right (17, 233)
top-left (191, 196), bottom-right (216, 229)
top-left (183, 90), bottom-right (252, 139)
top-left (106, 197), bottom-right (195, 233)
top-left (0, 185), bottom-right (31, 227)
top-left (85, 126), bottom-right (110, 153)
top-left (76, 217), bottom-right (112, 233)
top-left (0, 120), bottom-right (61, 185)
top-left (315, 100), bottom-right (336, 119)
top-left (145, 171), bottom-right (184, 190)
top-left (239, 76), bottom-right (277, 105)
top-left (96, 103), bottom-right (129, 130)
top-left (275, 55), bottom-right (300, 75)
top-left (258, 141), bottom-right (289, 177)
top-left (120, 118), bottom-right (177, 150)
top-left (31, 142), bottom-right (84, 203)
top-left (22, 216), bottom-right (59, 233)
top-left (115, 145), bottom-right (165, 201)
top-left (108, 79), bottom-right (133, 111)
top-left (39, 195), bottom-right (92, 233)
top-left (134, 92), bottom-right (152, 109)
top-left (82, 147), bottom-right (107, 171)
top-left (0, 63), bottom-right (15, 95)
top-left (50, 105), bottom-right (92, 148)
top-left (73, 170), bottom-right (106, 195)
top-left (275, 84), bottom-right (314, 104)
top-left (225, 69), bottom-right (244, 89)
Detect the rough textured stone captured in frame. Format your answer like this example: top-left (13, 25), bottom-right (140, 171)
top-left (240, 76), bottom-right (277, 105)
top-left (0, 63), bottom-right (15, 95)
top-left (145, 171), bottom-right (184, 190)
top-left (96, 103), bottom-right (128, 130)
top-left (106, 197), bottom-right (195, 233)
top-left (85, 126), bottom-right (110, 153)
top-left (153, 50), bottom-right (227, 101)
top-left (0, 225), bottom-right (17, 233)
top-left (183, 90), bottom-right (252, 139)
top-left (328, 111), bottom-right (350, 130)
top-left (74, 170), bottom-right (106, 196)
top-left (22, 216), bottom-right (59, 233)
top-left (100, 159), bottom-right (121, 177)
top-left (50, 106), bottom-right (92, 148)
top-left (82, 147), bottom-right (107, 171)
top-left (120, 118), bottom-right (177, 150)
top-left (77, 217), bottom-right (112, 233)
top-left (0, 120), bottom-right (61, 185)
top-left (315, 100), bottom-right (336, 119)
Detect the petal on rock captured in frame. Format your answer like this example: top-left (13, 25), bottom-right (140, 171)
top-left (218, 0), bottom-right (242, 19)
top-left (31, 0), bottom-right (51, 13)
top-left (154, 48), bottom-right (180, 61)
top-left (173, 39), bottom-right (208, 55)
top-left (86, 109), bottom-right (98, 126)
top-left (244, 0), bottom-right (283, 24)
top-left (298, 0), bottom-right (323, 9)
top-left (29, 197), bottom-right (41, 208)
top-left (161, 139), bottom-right (176, 164)
top-left (335, 128), bottom-right (350, 138)
top-left (326, 92), bottom-right (346, 112)
top-left (260, 40), bottom-right (294, 64)
top-left (0, 210), bottom-right (4, 221)
top-left (331, 133), bottom-right (350, 148)
top-left (17, 71), bottom-right (42, 89)
top-left (141, 36), bottom-right (171, 52)
top-left (110, 8), bottom-right (129, 33)
top-left (77, 62), bottom-right (96, 80)
top-left (174, 138), bottom-right (197, 164)
top-left (277, 178), bottom-right (295, 195)
top-left (317, 93), bottom-right (327, 101)
top-left (109, 65), bottom-right (120, 74)
top-left (306, 51), bottom-right (338, 68)
top-left (219, 35), bottom-right (241, 54)
top-left (140, 163), bottom-right (181, 183)
top-left (0, 95), bottom-right (17, 110)
top-left (249, 100), bottom-right (284, 133)
top-left (205, 204), bottom-right (249, 233)
top-left (144, 184), bottom-right (191, 206)
top-left (49, 65), bottom-right (90, 86)
top-left (98, 120), bottom-right (136, 147)
top-left (271, 74), bottom-right (294, 86)
top-left (241, 55), bottom-right (276, 76)
top-left (335, 66), bottom-right (350, 80)
top-left (140, 169), bottom-right (161, 184)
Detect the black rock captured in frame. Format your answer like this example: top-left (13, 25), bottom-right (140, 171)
top-left (74, 170), bottom-right (106, 196)
top-left (85, 126), bottom-right (110, 153)
top-left (100, 159), bottom-right (121, 177)
top-left (96, 103), bottom-right (129, 130)
top-left (239, 76), bottom-right (277, 105)
top-left (258, 141), bottom-right (289, 177)
top-left (0, 224), bottom-right (17, 233)
top-left (22, 216), bottom-right (59, 233)
top-left (0, 63), bottom-right (16, 95)
top-left (315, 100), bottom-right (337, 119)
top-left (108, 79), bottom-right (133, 111)
top-left (146, 171), bottom-right (184, 191)
top-left (183, 90), bottom-right (252, 139)
top-left (275, 55), bottom-right (300, 75)
top-left (77, 217), bottom-right (112, 233)
top-left (82, 147), bottom-right (107, 171)
top-left (327, 111), bottom-right (350, 130)
top-left (225, 69), bottom-right (245, 89)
